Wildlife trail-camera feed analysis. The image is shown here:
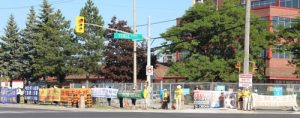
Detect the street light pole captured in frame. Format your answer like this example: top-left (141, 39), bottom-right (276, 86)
top-left (243, 0), bottom-right (250, 74)
top-left (133, 0), bottom-right (137, 89)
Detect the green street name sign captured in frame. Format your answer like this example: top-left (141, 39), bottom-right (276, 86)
top-left (114, 33), bottom-right (143, 41)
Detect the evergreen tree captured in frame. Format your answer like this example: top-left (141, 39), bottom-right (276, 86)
top-left (102, 17), bottom-right (147, 82)
top-left (33, 0), bottom-right (78, 82)
top-left (20, 6), bottom-right (38, 81)
top-left (77, 0), bottom-right (105, 78)
top-left (0, 15), bottom-right (24, 80)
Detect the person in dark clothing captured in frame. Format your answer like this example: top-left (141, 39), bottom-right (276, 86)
top-left (162, 89), bottom-right (170, 110)
top-left (219, 92), bottom-right (225, 108)
top-left (131, 88), bottom-right (137, 109)
top-left (119, 97), bottom-right (123, 108)
top-left (107, 86), bottom-right (112, 106)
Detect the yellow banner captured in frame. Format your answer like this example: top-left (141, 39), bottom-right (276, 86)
top-left (39, 88), bottom-right (62, 102)
top-left (60, 88), bottom-right (92, 103)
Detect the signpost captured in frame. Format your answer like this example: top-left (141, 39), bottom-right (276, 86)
top-left (146, 65), bottom-right (153, 76)
top-left (114, 32), bottom-right (143, 41)
top-left (239, 74), bottom-right (252, 88)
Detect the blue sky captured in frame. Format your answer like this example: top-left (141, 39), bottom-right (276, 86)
top-left (0, 0), bottom-right (192, 48)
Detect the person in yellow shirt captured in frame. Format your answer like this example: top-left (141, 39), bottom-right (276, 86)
top-left (142, 84), bottom-right (149, 110)
top-left (174, 85), bottom-right (183, 110)
top-left (237, 89), bottom-right (243, 110)
top-left (242, 87), bottom-right (251, 111)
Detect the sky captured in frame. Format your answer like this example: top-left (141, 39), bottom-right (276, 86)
top-left (0, 0), bottom-right (192, 48)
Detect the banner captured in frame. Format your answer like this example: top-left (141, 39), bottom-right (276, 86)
top-left (117, 91), bottom-right (143, 99)
top-left (24, 86), bottom-right (39, 101)
top-left (60, 88), bottom-right (92, 103)
top-left (39, 88), bottom-right (62, 102)
top-left (252, 93), bottom-right (298, 108)
top-left (0, 88), bottom-right (17, 103)
top-left (91, 88), bottom-right (118, 98)
top-left (193, 90), bottom-right (237, 109)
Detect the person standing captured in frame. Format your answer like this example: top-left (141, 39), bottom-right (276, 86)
top-left (162, 89), bottom-right (169, 109)
top-left (142, 84), bottom-right (149, 110)
top-left (174, 85), bottom-right (183, 110)
top-left (16, 87), bottom-right (22, 103)
top-left (131, 88), bottom-right (137, 109)
top-left (219, 92), bottom-right (225, 108)
top-left (242, 87), bottom-right (251, 111)
top-left (107, 86), bottom-right (112, 106)
top-left (237, 89), bottom-right (243, 110)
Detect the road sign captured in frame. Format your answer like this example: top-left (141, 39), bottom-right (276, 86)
top-left (238, 74), bottom-right (252, 88)
top-left (113, 33), bottom-right (143, 41)
top-left (146, 65), bottom-right (153, 76)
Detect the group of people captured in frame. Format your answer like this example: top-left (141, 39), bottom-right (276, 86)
top-left (237, 87), bottom-right (252, 111)
top-left (161, 85), bottom-right (183, 110)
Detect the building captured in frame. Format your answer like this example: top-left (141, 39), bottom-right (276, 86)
top-left (173, 0), bottom-right (300, 83)
top-left (249, 0), bottom-right (300, 84)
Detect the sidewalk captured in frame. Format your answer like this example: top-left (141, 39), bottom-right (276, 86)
top-left (0, 104), bottom-right (299, 114)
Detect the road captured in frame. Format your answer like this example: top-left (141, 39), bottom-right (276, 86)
top-left (0, 107), bottom-right (299, 118)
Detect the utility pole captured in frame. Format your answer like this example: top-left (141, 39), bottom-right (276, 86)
top-left (146, 16), bottom-right (151, 85)
top-left (133, 0), bottom-right (137, 89)
top-left (243, 0), bottom-right (250, 74)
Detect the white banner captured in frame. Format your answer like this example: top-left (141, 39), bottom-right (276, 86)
top-left (91, 88), bottom-right (118, 98)
top-left (252, 93), bottom-right (298, 108)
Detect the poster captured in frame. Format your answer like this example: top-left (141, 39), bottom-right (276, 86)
top-left (24, 86), bottom-right (39, 101)
top-left (273, 86), bottom-right (283, 96)
top-left (193, 90), bottom-right (237, 109)
top-left (0, 88), bottom-right (17, 103)
top-left (91, 88), bottom-right (118, 98)
top-left (182, 88), bottom-right (190, 95)
top-left (60, 88), bottom-right (92, 103)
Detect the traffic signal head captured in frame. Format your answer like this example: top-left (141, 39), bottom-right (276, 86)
top-left (76, 16), bottom-right (84, 33)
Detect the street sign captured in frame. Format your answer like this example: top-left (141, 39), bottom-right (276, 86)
top-left (113, 33), bottom-right (143, 41)
top-left (146, 65), bottom-right (153, 76)
top-left (238, 74), bottom-right (252, 88)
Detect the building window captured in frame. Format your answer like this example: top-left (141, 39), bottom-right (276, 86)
top-left (251, 0), bottom-right (277, 8)
top-left (272, 16), bottom-right (293, 29)
top-left (280, 0), bottom-right (300, 8)
top-left (272, 45), bottom-right (292, 59)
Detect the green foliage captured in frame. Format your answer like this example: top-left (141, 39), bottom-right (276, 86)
top-left (76, 0), bottom-right (105, 77)
top-left (33, 0), bottom-right (78, 82)
top-left (162, 0), bottom-right (272, 82)
top-left (0, 15), bottom-right (27, 80)
top-left (277, 16), bottom-right (300, 77)
top-left (102, 17), bottom-right (147, 82)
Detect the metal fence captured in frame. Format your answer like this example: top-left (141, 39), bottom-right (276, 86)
top-left (72, 82), bottom-right (300, 107)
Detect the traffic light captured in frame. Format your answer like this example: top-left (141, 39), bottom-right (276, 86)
top-left (75, 16), bottom-right (84, 33)
top-left (235, 61), bottom-right (241, 73)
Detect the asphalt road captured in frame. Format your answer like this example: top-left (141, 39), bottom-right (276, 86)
top-left (0, 107), bottom-right (299, 118)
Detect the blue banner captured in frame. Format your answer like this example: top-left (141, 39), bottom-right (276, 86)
top-left (273, 86), bottom-right (283, 96)
top-left (0, 88), bottom-right (17, 104)
top-left (24, 86), bottom-right (39, 101)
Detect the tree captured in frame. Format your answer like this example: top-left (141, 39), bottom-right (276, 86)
top-left (76, 0), bottom-right (105, 78)
top-left (102, 17), bottom-right (147, 82)
top-left (277, 17), bottom-right (300, 77)
top-left (20, 6), bottom-right (38, 81)
top-left (33, 0), bottom-right (78, 82)
top-left (162, 0), bottom-right (272, 82)
top-left (0, 15), bottom-right (25, 80)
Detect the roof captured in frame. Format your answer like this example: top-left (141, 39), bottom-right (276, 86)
top-left (154, 63), bottom-right (186, 80)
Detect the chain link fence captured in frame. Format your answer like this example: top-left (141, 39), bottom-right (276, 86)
top-left (71, 82), bottom-right (300, 107)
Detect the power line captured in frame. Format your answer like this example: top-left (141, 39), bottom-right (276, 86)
top-left (0, 0), bottom-right (75, 10)
top-left (136, 19), bottom-right (177, 27)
